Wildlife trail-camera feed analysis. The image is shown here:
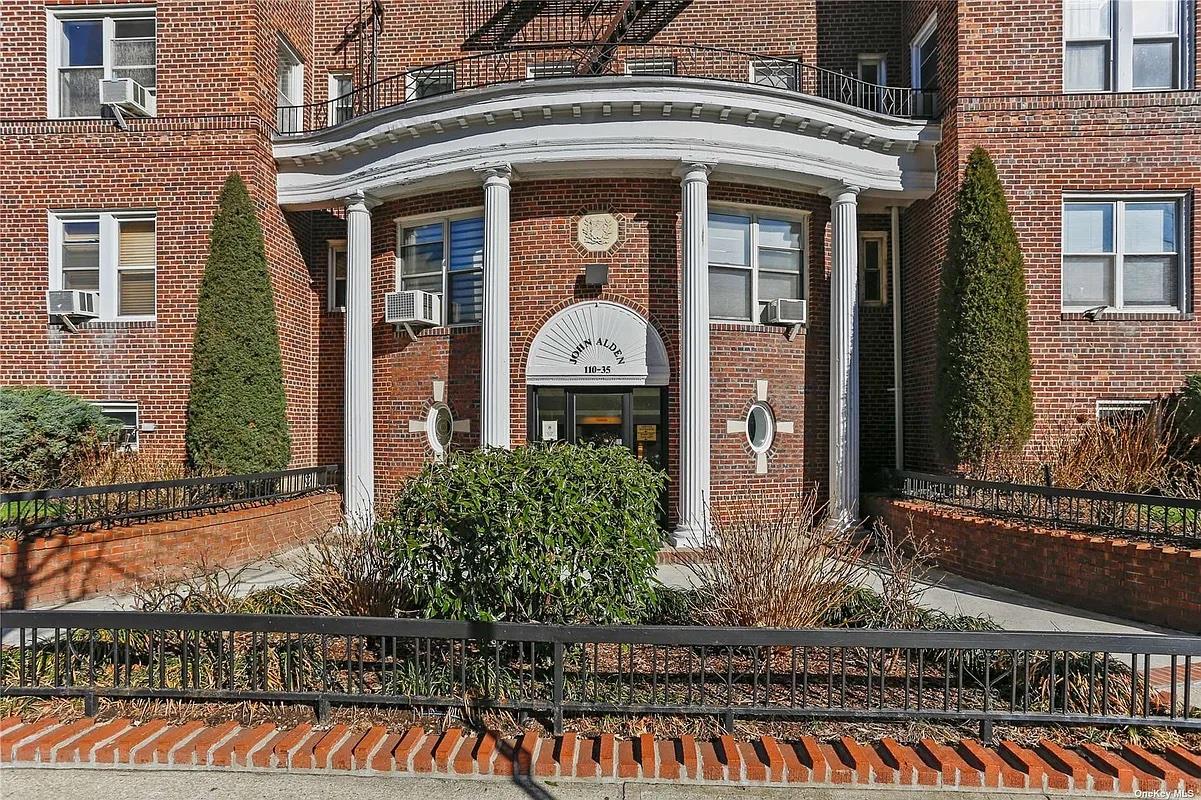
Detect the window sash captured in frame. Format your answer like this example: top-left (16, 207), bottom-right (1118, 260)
top-left (859, 233), bottom-right (888, 305)
top-left (96, 402), bottom-right (139, 449)
top-left (708, 211), bottom-right (806, 322)
top-left (397, 214), bottom-right (485, 324)
top-left (52, 12), bottom-right (157, 117)
top-left (1062, 0), bottom-right (1187, 92)
top-left (52, 212), bottom-right (156, 320)
top-left (1062, 197), bottom-right (1183, 311)
top-left (327, 240), bottom-right (347, 311)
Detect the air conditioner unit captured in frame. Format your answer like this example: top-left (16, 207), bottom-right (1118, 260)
top-left (764, 298), bottom-right (806, 325)
top-left (47, 289), bottom-right (100, 319)
top-left (100, 78), bottom-right (156, 117)
top-left (385, 289), bottom-right (442, 327)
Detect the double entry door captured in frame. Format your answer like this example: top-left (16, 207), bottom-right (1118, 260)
top-left (529, 387), bottom-right (667, 473)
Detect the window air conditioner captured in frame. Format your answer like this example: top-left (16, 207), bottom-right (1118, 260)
top-left (763, 298), bottom-right (806, 325)
top-left (100, 78), bottom-right (156, 117)
top-left (47, 289), bottom-right (100, 319)
top-left (385, 290), bottom-right (442, 327)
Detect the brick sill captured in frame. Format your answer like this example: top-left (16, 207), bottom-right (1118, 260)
top-left (1060, 311), bottom-right (1194, 323)
top-left (49, 320), bottom-right (157, 331)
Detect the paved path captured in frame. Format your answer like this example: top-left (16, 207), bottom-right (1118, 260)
top-left (0, 762), bottom-right (1135, 800)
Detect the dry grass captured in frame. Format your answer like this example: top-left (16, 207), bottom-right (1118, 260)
top-left (285, 522), bottom-right (412, 618)
top-left (75, 448), bottom-right (190, 487)
top-left (679, 490), bottom-right (868, 629)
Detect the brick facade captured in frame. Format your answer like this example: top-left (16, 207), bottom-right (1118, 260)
top-left (1, 0), bottom-right (1198, 509)
top-left (0, 493), bottom-right (340, 608)
top-left (866, 495), bottom-right (1201, 633)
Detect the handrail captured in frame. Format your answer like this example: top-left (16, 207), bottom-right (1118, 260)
top-left (275, 43), bottom-right (936, 135)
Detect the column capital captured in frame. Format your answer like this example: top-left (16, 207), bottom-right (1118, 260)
top-left (476, 163), bottom-right (513, 185)
top-left (820, 182), bottom-right (863, 203)
top-left (675, 161), bottom-right (712, 183)
top-left (344, 190), bottom-right (381, 212)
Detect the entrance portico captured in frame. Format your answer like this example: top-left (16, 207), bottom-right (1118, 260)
top-left (276, 73), bottom-right (941, 535)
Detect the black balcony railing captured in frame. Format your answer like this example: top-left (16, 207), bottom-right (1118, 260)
top-left (896, 471), bottom-right (1201, 546)
top-left (2, 611), bottom-right (1197, 737)
top-left (0, 466), bottom-right (341, 539)
top-left (275, 44), bottom-right (936, 135)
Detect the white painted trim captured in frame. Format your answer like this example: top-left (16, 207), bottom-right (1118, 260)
top-left (525, 300), bottom-right (671, 387)
top-left (890, 206), bottom-right (903, 471)
top-left (1096, 398), bottom-right (1153, 419)
top-left (94, 400), bottom-right (140, 450)
top-left (46, 5), bottom-right (156, 119)
top-left (857, 54), bottom-right (887, 85)
top-left (910, 11), bottom-right (938, 91)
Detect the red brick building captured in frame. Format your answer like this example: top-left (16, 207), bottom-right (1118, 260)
top-left (1, 1), bottom-right (1197, 540)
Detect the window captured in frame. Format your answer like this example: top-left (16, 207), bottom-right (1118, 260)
top-left (1064, 0), bottom-right (1189, 92)
top-left (51, 211), bottom-right (156, 321)
top-left (859, 232), bottom-right (888, 305)
top-left (626, 58), bottom-right (677, 76)
top-left (275, 36), bottom-right (303, 132)
top-left (426, 403), bottom-right (454, 454)
top-left (406, 65), bottom-right (455, 100)
top-left (327, 73), bottom-right (353, 125)
top-left (746, 403), bottom-right (776, 453)
top-left (527, 62), bottom-right (576, 79)
top-left (751, 58), bottom-right (799, 90)
top-left (1097, 398), bottom-right (1152, 423)
top-left (397, 213), bottom-right (485, 324)
top-left (911, 13), bottom-right (939, 92)
top-left (49, 8), bottom-right (156, 118)
top-left (95, 401), bottom-right (139, 449)
top-left (1062, 196), bottom-right (1185, 312)
top-left (857, 54), bottom-right (887, 85)
top-left (327, 239), bottom-right (347, 311)
top-left (708, 211), bottom-right (806, 323)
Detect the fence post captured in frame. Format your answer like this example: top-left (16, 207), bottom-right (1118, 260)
top-left (552, 641), bottom-right (564, 736)
top-left (979, 718), bottom-right (994, 744)
top-left (83, 691), bottom-right (97, 717)
top-left (315, 696), bottom-right (330, 723)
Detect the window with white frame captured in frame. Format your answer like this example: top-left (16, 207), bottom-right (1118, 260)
top-left (48, 7), bottom-right (156, 118)
top-left (406, 65), bottom-right (455, 100)
top-left (275, 36), bottom-right (304, 132)
top-left (527, 62), bottom-right (576, 79)
top-left (625, 57), bottom-right (677, 76)
top-left (51, 211), bottom-right (156, 321)
top-left (857, 54), bottom-right (887, 85)
top-left (708, 211), bottom-right (806, 323)
top-left (859, 232), bottom-right (888, 306)
top-left (910, 13), bottom-right (939, 93)
top-left (1062, 195), bottom-right (1185, 312)
top-left (95, 401), bottom-right (139, 448)
top-left (397, 214), bottom-right (485, 324)
top-left (751, 58), bottom-right (799, 90)
top-left (1064, 0), bottom-right (1190, 92)
top-left (327, 239), bottom-right (347, 311)
top-left (327, 73), bottom-right (353, 125)
top-left (1096, 398), bottom-right (1152, 423)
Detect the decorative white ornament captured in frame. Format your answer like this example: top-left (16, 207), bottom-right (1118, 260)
top-left (407, 380), bottom-right (471, 459)
top-left (725, 379), bottom-right (795, 474)
top-left (576, 212), bottom-right (620, 253)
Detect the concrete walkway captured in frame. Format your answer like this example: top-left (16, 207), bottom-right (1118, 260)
top-left (0, 767), bottom-right (1133, 800)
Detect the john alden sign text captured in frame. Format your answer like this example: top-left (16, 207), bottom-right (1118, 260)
top-left (526, 301), bottom-right (670, 386)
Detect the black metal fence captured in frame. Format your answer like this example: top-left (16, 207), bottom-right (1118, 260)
top-left (275, 43), bottom-right (935, 134)
top-left (0, 466), bottom-right (341, 538)
top-left (897, 471), bottom-right (1201, 545)
top-left (2, 610), bottom-right (1197, 737)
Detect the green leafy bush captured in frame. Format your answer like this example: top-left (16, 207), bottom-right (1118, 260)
top-left (0, 386), bottom-right (119, 490)
top-left (937, 147), bottom-right (1034, 466)
top-left (384, 444), bottom-right (667, 624)
top-left (186, 173), bottom-right (291, 474)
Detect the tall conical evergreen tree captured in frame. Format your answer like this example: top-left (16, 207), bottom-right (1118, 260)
top-left (937, 147), bottom-right (1034, 466)
top-left (186, 174), bottom-right (291, 473)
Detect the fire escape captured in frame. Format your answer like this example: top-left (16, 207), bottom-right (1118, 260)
top-left (461, 1), bottom-right (692, 72)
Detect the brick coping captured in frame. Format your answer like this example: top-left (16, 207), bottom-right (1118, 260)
top-left (2, 717), bottom-right (1198, 795)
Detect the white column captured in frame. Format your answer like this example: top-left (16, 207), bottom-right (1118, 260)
top-left (480, 165), bottom-right (512, 449)
top-left (675, 163), bottom-right (711, 547)
top-left (890, 205), bottom-right (904, 472)
top-left (825, 183), bottom-right (862, 527)
top-left (344, 191), bottom-right (376, 529)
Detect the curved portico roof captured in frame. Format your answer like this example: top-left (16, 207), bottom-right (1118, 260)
top-left (273, 75), bottom-right (942, 208)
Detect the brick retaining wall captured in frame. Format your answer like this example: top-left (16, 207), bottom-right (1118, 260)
top-left (0, 492), bottom-right (341, 609)
top-left (865, 496), bottom-right (1201, 634)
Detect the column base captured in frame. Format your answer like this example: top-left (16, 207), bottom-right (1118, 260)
top-left (671, 521), bottom-right (707, 549)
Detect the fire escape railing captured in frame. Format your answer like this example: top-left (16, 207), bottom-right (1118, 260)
top-left (275, 43), bottom-right (938, 135)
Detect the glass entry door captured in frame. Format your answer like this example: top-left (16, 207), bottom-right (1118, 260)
top-left (530, 387), bottom-right (666, 473)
